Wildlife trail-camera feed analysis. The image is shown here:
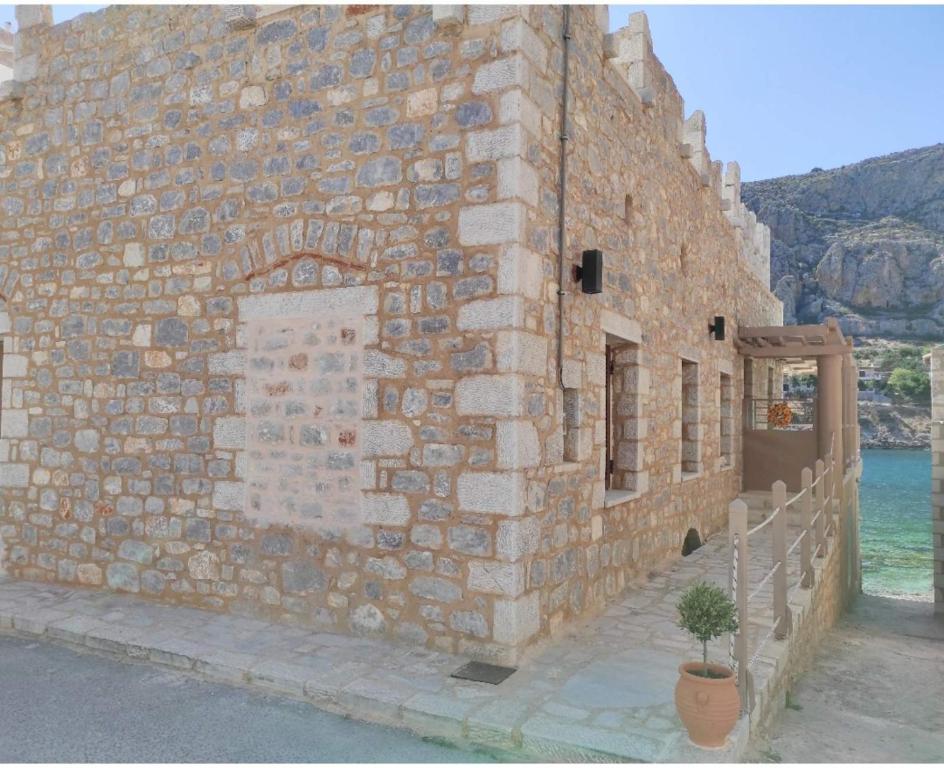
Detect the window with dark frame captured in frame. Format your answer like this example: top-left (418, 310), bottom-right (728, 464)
top-left (720, 372), bottom-right (733, 466)
top-left (681, 358), bottom-right (701, 475)
top-left (605, 339), bottom-right (642, 493)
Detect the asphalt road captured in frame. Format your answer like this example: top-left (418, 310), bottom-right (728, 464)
top-left (0, 634), bottom-right (497, 763)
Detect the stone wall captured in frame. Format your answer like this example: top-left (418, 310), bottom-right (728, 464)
top-left (0, 4), bottom-right (780, 662)
top-left (932, 346), bottom-right (943, 612)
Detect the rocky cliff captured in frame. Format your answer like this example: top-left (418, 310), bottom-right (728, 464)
top-left (742, 144), bottom-right (944, 340)
top-left (858, 402), bottom-right (930, 449)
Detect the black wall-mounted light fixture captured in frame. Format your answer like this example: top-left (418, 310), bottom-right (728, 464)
top-left (573, 249), bottom-right (603, 294)
top-left (708, 315), bottom-right (726, 341)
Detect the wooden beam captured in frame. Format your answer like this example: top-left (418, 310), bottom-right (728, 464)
top-left (740, 344), bottom-right (851, 359)
top-left (738, 324), bottom-right (828, 338)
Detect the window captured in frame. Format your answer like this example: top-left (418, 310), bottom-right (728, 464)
top-left (681, 358), bottom-right (701, 476)
top-left (623, 193), bottom-right (633, 222)
top-left (605, 339), bottom-right (642, 497)
top-left (720, 372), bottom-right (733, 467)
top-left (743, 357), bottom-right (754, 430)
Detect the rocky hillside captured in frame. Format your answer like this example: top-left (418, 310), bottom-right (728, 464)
top-left (742, 144), bottom-right (944, 340)
top-left (858, 402), bottom-right (930, 450)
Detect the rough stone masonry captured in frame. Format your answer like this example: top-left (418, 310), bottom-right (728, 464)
top-left (0, 4), bottom-right (781, 663)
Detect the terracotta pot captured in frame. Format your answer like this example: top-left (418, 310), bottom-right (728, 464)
top-left (674, 661), bottom-right (741, 748)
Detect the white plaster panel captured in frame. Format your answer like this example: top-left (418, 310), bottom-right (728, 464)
top-left (244, 315), bottom-right (363, 530)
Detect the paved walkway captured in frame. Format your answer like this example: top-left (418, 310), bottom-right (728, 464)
top-left (0, 634), bottom-right (492, 763)
top-left (746, 595), bottom-right (944, 763)
top-left (0, 526), bottom-right (806, 763)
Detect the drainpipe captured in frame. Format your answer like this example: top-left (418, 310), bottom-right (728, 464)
top-left (556, 5), bottom-right (572, 391)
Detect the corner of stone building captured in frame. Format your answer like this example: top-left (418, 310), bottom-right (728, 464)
top-left (11, 5), bottom-right (51, 85)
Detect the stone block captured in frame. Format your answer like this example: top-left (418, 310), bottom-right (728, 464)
top-left (362, 493), bottom-right (410, 526)
top-left (223, 4), bottom-right (257, 29)
top-left (497, 157), bottom-right (539, 205)
top-left (455, 375), bottom-right (526, 417)
top-left (238, 286), bottom-right (379, 320)
top-left (495, 330), bottom-right (548, 376)
top-left (496, 420), bottom-right (541, 469)
top-left (362, 421), bottom-right (413, 457)
top-left (465, 125), bottom-right (523, 163)
top-left (189, 551), bottom-right (221, 581)
top-left (409, 575), bottom-right (461, 603)
top-left (208, 351), bottom-right (245, 374)
top-left (457, 472), bottom-right (524, 515)
top-left (239, 85), bottom-right (267, 109)
top-left (468, 560), bottom-right (525, 597)
top-left (106, 562), bottom-right (140, 593)
top-left (432, 5), bottom-right (464, 27)
top-left (1, 409), bottom-right (28, 438)
top-left (213, 481), bottom-right (245, 512)
top-left (497, 245), bottom-right (543, 299)
top-left (3, 355), bottom-right (28, 378)
top-left (213, 417), bottom-right (246, 449)
top-left (467, 6), bottom-right (519, 27)
top-left (0, 81), bottom-right (24, 102)
top-left (0, 464), bottom-right (29, 488)
top-left (457, 296), bottom-right (523, 331)
top-left (15, 5), bottom-right (53, 29)
top-left (496, 517), bottom-right (540, 561)
top-left (493, 591), bottom-right (539, 645)
top-left (458, 203), bottom-right (523, 246)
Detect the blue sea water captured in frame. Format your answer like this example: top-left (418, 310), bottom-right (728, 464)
top-left (859, 448), bottom-right (933, 601)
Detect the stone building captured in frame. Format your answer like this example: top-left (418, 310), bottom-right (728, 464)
top-left (0, 4), bottom-right (786, 663)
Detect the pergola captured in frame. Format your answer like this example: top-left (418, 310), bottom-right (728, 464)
top-left (735, 318), bottom-right (859, 493)
top-left (735, 320), bottom-right (849, 359)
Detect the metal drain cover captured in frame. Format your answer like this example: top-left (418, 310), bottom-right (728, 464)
top-left (450, 660), bottom-right (517, 685)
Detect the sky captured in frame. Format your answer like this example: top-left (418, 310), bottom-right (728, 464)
top-left (613, 5), bottom-right (944, 180)
top-left (2, 4), bottom-right (941, 182)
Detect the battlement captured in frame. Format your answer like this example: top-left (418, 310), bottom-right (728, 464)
top-left (604, 11), bottom-right (772, 287)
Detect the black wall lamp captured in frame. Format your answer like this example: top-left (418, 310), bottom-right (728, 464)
top-left (573, 249), bottom-right (603, 294)
top-left (709, 315), bottom-right (726, 341)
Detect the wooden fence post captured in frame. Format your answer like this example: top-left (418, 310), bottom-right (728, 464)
top-left (800, 466), bottom-right (814, 588)
top-left (728, 499), bottom-right (750, 711)
top-left (815, 459), bottom-right (826, 557)
top-left (771, 480), bottom-right (791, 640)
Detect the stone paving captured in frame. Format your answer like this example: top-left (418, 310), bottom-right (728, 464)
top-left (0, 523), bottom-right (817, 763)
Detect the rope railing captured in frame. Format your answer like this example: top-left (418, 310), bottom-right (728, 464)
top-left (727, 430), bottom-right (857, 714)
top-left (747, 561), bottom-right (781, 604)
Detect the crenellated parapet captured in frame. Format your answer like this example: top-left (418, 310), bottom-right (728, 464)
top-left (0, 4), bottom-right (51, 101)
top-left (603, 12), bottom-right (684, 143)
top-left (604, 10), bottom-right (772, 287)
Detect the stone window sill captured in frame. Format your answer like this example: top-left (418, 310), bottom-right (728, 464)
top-left (680, 470), bottom-right (703, 483)
top-left (555, 462), bottom-right (582, 474)
top-left (604, 488), bottom-right (643, 508)
top-left (719, 458), bottom-right (734, 471)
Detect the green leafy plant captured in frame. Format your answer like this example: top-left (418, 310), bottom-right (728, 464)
top-left (677, 581), bottom-right (738, 676)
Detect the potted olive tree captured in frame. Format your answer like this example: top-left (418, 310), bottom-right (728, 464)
top-left (674, 582), bottom-right (741, 748)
